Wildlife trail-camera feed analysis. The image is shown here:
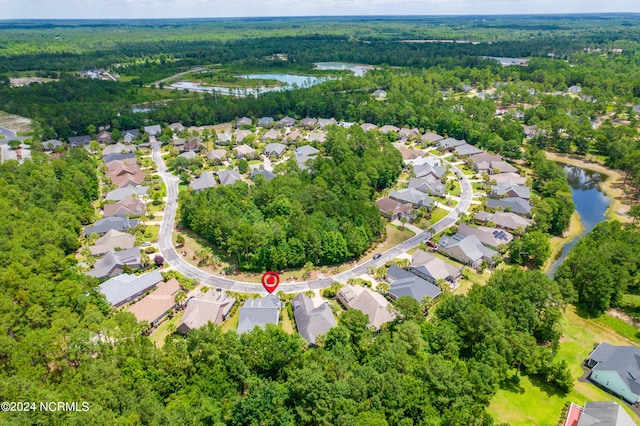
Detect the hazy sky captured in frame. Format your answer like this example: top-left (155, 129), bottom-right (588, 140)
top-left (1, 0), bottom-right (639, 20)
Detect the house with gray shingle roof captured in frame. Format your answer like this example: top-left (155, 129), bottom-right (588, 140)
top-left (236, 117), bottom-right (252, 128)
top-left (103, 152), bottom-right (136, 164)
top-left (438, 137), bottom-right (466, 151)
top-left (299, 118), bottom-right (318, 129)
top-left (177, 291), bottom-right (236, 334)
top-left (361, 123), bottom-right (378, 132)
top-left (216, 131), bottom-right (233, 145)
top-left (421, 132), bottom-right (445, 144)
top-left (103, 142), bottom-right (136, 157)
top-left (398, 128), bottom-right (420, 141)
top-left (455, 143), bottom-right (484, 157)
top-left (178, 150), bottom-right (197, 160)
top-left (88, 229), bottom-right (136, 256)
top-left (292, 294), bottom-right (337, 345)
top-left (437, 234), bottom-right (498, 269)
top-left (69, 135), bottom-right (91, 149)
top-left (491, 172), bottom-right (527, 186)
top-left (105, 185), bottom-right (148, 202)
top-left (587, 342), bottom-right (640, 404)
top-left (264, 142), bottom-right (287, 158)
top-left (190, 171), bottom-right (217, 192)
top-left (123, 129), bottom-right (139, 143)
top-left (413, 163), bottom-right (445, 180)
top-left (258, 117), bottom-right (274, 127)
top-left (262, 128), bottom-right (281, 142)
top-left (475, 211), bottom-right (532, 233)
top-left (491, 180), bottom-right (531, 200)
top-left (43, 139), bottom-right (63, 151)
top-left (84, 216), bottom-right (138, 237)
top-left (277, 116), bottom-right (296, 128)
top-left (98, 270), bottom-right (163, 307)
top-left (389, 188), bottom-right (434, 209)
top-left (379, 125), bottom-right (400, 134)
top-left (456, 224), bottom-right (513, 249)
top-left (307, 131), bottom-right (326, 143)
top-left (206, 149), bottom-right (227, 164)
top-left (573, 401), bottom-right (635, 426)
top-left (386, 265), bottom-right (442, 302)
top-left (251, 169), bottom-right (276, 181)
top-left (486, 197), bottom-right (532, 217)
top-left (317, 118), bottom-right (337, 128)
top-left (408, 177), bottom-right (444, 197)
top-left (337, 285), bottom-right (395, 330)
top-left (169, 122), bottom-right (184, 133)
top-left (235, 129), bottom-right (253, 144)
top-left (234, 144), bottom-right (256, 159)
top-left (295, 145), bottom-right (320, 158)
top-left (410, 250), bottom-right (462, 285)
top-left (144, 125), bottom-right (162, 137)
top-left (87, 247), bottom-right (141, 280)
top-left (217, 169), bottom-right (242, 186)
top-left (237, 294), bottom-right (281, 334)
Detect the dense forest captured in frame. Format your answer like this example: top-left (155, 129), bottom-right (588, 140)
top-left (180, 126), bottom-right (403, 271)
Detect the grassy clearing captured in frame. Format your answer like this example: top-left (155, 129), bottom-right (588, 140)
top-left (221, 306), bottom-right (240, 333)
top-left (143, 225), bottom-right (160, 242)
top-left (280, 305), bottom-right (295, 334)
top-left (0, 111), bottom-right (33, 133)
top-left (489, 305), bottom-right (640, 425)
top-left (149, 311), bottom-right (184, 347)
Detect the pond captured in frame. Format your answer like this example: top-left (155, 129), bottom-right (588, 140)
top-left (170, 73), bottom-right (328, 95)
top-left (547, 165), bottom-right (610, 276)
top-left (313, 62), bottom-right (372, 77)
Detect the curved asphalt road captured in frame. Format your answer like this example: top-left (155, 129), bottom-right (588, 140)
top-left (152, 142), bottom-right (473, 294)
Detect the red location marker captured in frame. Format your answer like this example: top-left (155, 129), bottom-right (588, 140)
top-left (261, 271), bottom-right (280, 294)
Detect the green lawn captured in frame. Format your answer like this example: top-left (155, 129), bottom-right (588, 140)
top-left (143, 225), bottom-right (160, 242)
top-left (430, 207), bottom-right (449, 224)
top-left (488, 305), bottom-right (640, 425)
top-left (280, 305), bottom-right (295, 334)
top-left (221, 306), bottom-right (240, 333)
top-left (149, 311), bottom-right (184, 347)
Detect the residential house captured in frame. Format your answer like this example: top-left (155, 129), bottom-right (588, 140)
top-left (123, 129), bottom-right (139, 143)
top-left (236, 117), bottom-right (252, 128)
top-left (437, 234), bottom-right (498, 269)
top-left (106, 161), bottom-right (146, 188)
top-left (408, 155), bottom-right (442, 168)
top-left (216, 131), bottom-right (233, 145)
top-left (523, 125), bottom-right (539, 139)
top-left (277, 116), bottom-right (296, 128)
top-left (103, 152), bottom-right (136, 164)
top-left (88, 229), bottom-right (136, 256)
top-left (205, 149), bottom-right (228, 164)
top-left (360, 123), bottom-right (378, 132)
top-left (190, 171), bottom-right (218, 192)
top-left (42, 139), bottom-right (63, 151)
top-left (470, 152), bottom-right (503, 171)
top-left (438, 137), bottom-right (466, 151)
top-left (455, 143), bottom-right (484, 157)
top-left (235, 129), bottom-right (253, 144)
top-left (398, 128), bottom-right (420, 141)
top-left (317, 118), bottom-right (337, 128)
top-left (98, 270), bottom-right (163, 307)
top-left (410, 249), bottom-right (462, 285)
top-left (96, 131), bottom-right (112, 144)
top-left (177, 291), bottom-right (236, 334)
top-left (586, 342), bottom-right (640, 404)
top-left (102, 142), bottom-right (136, 157)
top-left (372, 89), bottom-right (387, 98)
top-left (337, 285), bottom-right (395, 330)
top-left (251, 169), bottom-right (276, 180)
top-left (262, 128), bottom-right (281, 141)
top-left (379, 125), bottom-right (400, 134)
top-left (87, 247), bottom-right (141, 280)
top-left (257, 117), bottom-right (274, 127)
top-left (491, 180), bottom-right (531, 200)
top-left (491, 172), bottom-right (527, 185)
top-left (234, 144), bottom-right (256, 159)
top-left (567, 401), bottom-right (636, 426)
top-left (105, 185), bottom-right (149, 202)
top-left (103, 196), bottom-right (146, 218)
top-left (389, 188), bottom-right (434, 209)
top-left (295, 145), bottom-right (320, 157)
top-left (178, 150), bottom-right (197, 160)
top-left (307, 131), bottom-right (326, 143)
top-left (475, 211), bottom-right (532, 233)
top-left (421, 132), bottom-right (445, 144)
top-left (69, 135), bottom-right (91, 149)
top-left (283, 129), bottom-right (303, 143)
top-left (413, 163), bottom-right (445, 181)
top-left (490, 160), bottom-right (518, 174)
top-left (299, 118), bottom-right (318, 129)
top-left (396, 145), bottom-right (420, 161)
top-left (376, 197), bottom-right (414, 220)
top-left (486, 197), bottom-right (532, 217)
top-left (339, 121), bottom-right (356, 128)
top-left (292, 294), bottom-right (337, 345)
top-left (237, 294), bottom-right (282, 334)
top-left (386, 265), bottom-right (442, 302)
top-left (217, 169), bottom-right (242, 186)
top-left (84, 216), bottom-right (138, 237)
top-left (456, 223), bottom-right (513, 249)
top-left (169, 122), bottom-right (184, 134)
top-left (181, 139), bottom-right (204, 152)
top-left (568, 85), bottom-right (582, 95)
top-left (144, 125), bottom-right (162, 137)
top-left (264, 142), bottom-right (287, 158)
top-left (408, 177), bottom-right (445, 197)
top-left (126, 278), bottom-right (181, 327)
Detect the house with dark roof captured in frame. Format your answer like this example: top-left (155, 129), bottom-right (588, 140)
top-left (376, 197), bottom-right (414, 220)
top-left (457, 223), bottom-right (513, 249)
top-left (84, 216), bottom-right (138, 237)
top-left (89, 229), bottom-right (136, 256)
top-left (389, 188), bottom-right (434, 209)
top-left (251, 169), bottom-right (276, 181)
top-left (491, 180), bottom-right (531, 200)
top-left (486, 197), bottom-right (532, 217)
top-left (337, 285), bottom-right (395, 330)
top-left (455, 143), bottom-right (484, 157)
top-left (410, 249), bottom-right (462, 285)
top-left (69, 135), bottom-right (91, 148)
top-left (292, 294), bottom-right (337, 345)
top-left (217, 169), bottom-right (242, 186)
top-left (123, 129), bottom-right (139, 143)
top-left (126, 278), bottom-right (181, 327)
top-left (408, 177), bottom-right (445, 197)
top-left (87, 247), bottom-right (141, 280)
top-left (438, 137), bottom-right (466, 151)
top-left (237, 294), bottom-right (281, 334)
top-left (386, 265), bottom-right (442, 302)
top-left (103, 196), bottom-right (146, 218)
top-left (177, 291), bottom-right (236, 334)
top-left (190, 171), bottom-right (217, 192)
top-left (438, 234), bottom-right (498, 269)
top-left (264, 142), bottom-right (287, 158)
top-left (98, 270), bottom-right (163, 307)
top-left (587, 342), bottom-right (640, 404)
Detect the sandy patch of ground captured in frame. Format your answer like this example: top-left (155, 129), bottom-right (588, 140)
top-left (10, 77), bottom-right (57, 87)
top-left (0, 111), bottom-right (32, 134)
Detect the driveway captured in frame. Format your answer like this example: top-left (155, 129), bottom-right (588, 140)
top-left (152, 142), bottom-right (473, 294)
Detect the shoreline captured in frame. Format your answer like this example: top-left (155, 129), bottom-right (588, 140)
top-left (543, 210), bottom-right (584, 274)
top-left (545, 152), bottom-right (632, 223)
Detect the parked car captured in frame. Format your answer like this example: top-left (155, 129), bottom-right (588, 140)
top-left (373, 253), bottom-right (382, 260)
top-left (427, 241), bottom-right (438, 249)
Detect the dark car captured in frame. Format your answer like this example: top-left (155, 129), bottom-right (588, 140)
top-left (373, 253), bottom-right (382, 260)
top-left (427, 241), bottom-right (438, 249)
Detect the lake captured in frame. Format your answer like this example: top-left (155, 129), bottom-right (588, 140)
top-left (314, 62), bottom-right (372, 77)
top-left (547, 165), bottom-right (610, 276)
top-left (170, 73), bottom-right (328, 95)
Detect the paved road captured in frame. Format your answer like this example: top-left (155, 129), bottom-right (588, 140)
top-left (152, 142), bottom-right (472, 294)
top-left (0, 126), bottom-right (29, 164)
